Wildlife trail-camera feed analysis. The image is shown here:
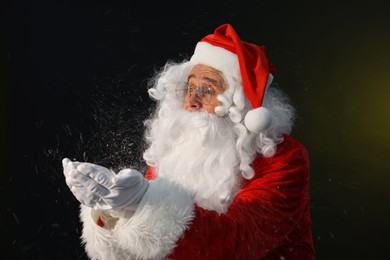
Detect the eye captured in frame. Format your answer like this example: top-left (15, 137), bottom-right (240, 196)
top-left (205, 85), bottom-right (216, 95)
top-left (187, 86), bottom-right (196, 94)
top-left (183, 82), bottom-right (192, 90)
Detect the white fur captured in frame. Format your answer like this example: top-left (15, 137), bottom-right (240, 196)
top-left (80, 178), bottom-right (195, 260)
top-left (80, 205), bottom-right (127, 260)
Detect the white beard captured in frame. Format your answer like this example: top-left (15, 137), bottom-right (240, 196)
top-left (143, 109), bottom-right (242, 213)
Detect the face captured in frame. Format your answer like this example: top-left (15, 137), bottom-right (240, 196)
top-left (183, 64), bottom-right (225, 113)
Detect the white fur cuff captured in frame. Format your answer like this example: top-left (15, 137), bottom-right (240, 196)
top-left (115, 177), bottom-right (195, 259)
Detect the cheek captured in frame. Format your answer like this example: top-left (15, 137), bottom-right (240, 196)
top-left (212, 97), bottom-right (224, 108)
top-left (203, 106), bottom-right (216, 113)
top-left (204, 99), bottom-right (223, 113)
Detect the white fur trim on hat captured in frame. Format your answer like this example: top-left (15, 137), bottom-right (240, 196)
top-left (190, 41), bottom-right (241, 80)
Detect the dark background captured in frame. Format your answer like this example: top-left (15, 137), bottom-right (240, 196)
top-left (3, 0), bottom-right (390, 259)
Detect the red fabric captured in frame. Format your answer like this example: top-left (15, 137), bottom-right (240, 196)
top-left (97, 216), bottom-right (104, 228)
top-left (200, 24), bottom-right (276, 109)
top-left (145, 134), bottom-right (314, 259)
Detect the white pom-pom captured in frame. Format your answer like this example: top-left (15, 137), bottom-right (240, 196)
top-left (244, 107), bottom-right (272, 133)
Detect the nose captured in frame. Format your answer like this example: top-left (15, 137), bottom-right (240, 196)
top-left (184, 93), bottom-right (202, 111)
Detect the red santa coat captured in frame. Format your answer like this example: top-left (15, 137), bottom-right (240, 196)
top-left (79, 134), bottom-right (314, 260)
top-left (146, 134), bottom-right (314, 259)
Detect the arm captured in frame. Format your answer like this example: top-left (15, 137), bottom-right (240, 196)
top-left (77, 165), bottom-right (195, 260)
top-left (62, 160), bottom-right (150, 259)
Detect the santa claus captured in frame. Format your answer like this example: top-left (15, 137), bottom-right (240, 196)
top-left (62, 24), bottom-right (315, 259)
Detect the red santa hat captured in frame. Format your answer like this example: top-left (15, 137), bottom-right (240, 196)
top-left (189, 23), bottom-right (276, 133)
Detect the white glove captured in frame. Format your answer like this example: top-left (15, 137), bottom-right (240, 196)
top-left (62, 158), bottom-right (149, 211)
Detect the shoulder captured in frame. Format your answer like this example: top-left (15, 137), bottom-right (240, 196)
top-left (276, 134), bottom-right (309, 162)
top-left (251, 134), bottom-right (310, 177)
